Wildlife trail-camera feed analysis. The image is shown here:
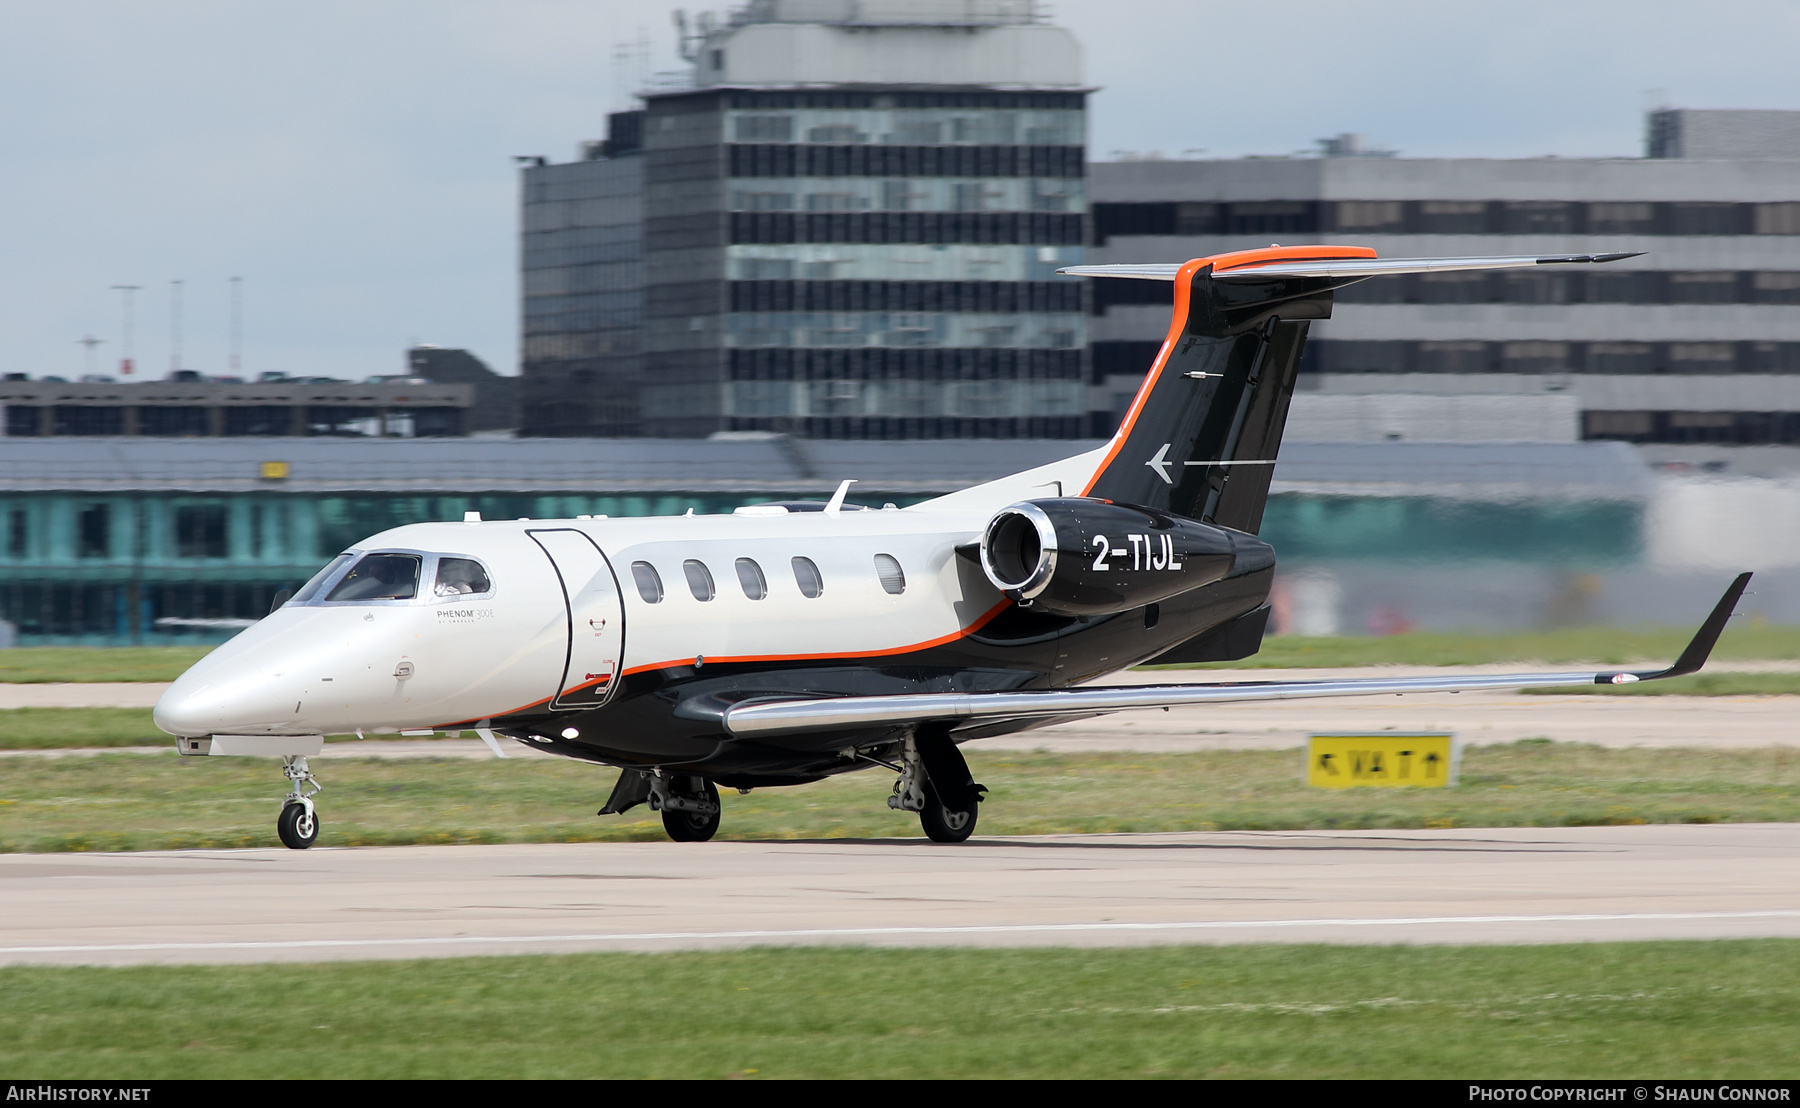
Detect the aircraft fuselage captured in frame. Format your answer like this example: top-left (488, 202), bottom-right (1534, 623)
top-left (153, 499), bottom-right (1272, 784)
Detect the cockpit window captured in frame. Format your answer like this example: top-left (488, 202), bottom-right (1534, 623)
top-left (325, 553), bottom-right (422, 601)
top-left (289, 554), bottom-right (353, 605)
top-left (434, 557), bottom-right (491, 597)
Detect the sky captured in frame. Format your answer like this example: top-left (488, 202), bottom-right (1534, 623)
top-left (3, 0), bottom-right (1799, 383)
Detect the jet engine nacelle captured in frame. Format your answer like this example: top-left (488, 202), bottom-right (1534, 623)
top-left (979, 498), bottom-right (1268, 617)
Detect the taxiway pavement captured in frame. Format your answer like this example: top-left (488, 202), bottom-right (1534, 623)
top-left (2, 825), bottom-right (1796, 966)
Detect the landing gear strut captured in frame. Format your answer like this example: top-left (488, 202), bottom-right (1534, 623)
top-left (888, 728), bottom-right (984, 843)
top-left (650, 773), bottom-right (721, 843)
top-left (276, 755), bottom-right (321, 850)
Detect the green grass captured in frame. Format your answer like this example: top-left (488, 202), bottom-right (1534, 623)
top-left (0, 708), bottom-right (389, 750)
top-left (0, 646), bottom-right (214, 683)
top-left (3, 744), bottom-right (1796, 853)
top-left (1525, 672), bottom-right (1800, 697)
top-left (1157, 623), bottom-right (1800, 669)
top-left (1, 941), bottom-right (1795, 1078)
top-left (0, 708), bottom-right (168, 749)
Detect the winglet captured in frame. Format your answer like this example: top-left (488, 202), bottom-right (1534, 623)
top-left (1600, 572), bottom-right (1753, 684)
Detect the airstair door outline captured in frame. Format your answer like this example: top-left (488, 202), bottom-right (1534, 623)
top-left (528, 529), bottom-right (625, 710)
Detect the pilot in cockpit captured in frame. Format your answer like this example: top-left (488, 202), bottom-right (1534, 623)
top-left (433, 557), bottom-right (492, 597)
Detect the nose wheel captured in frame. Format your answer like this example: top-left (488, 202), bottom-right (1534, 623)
top-left (276, 756), bottom-right (322, 850)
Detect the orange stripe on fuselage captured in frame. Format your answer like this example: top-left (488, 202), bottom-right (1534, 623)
top-left (432, 598), bottom-right (1015, 729)
top-left (1078, 245), bottom-right (1377, 497)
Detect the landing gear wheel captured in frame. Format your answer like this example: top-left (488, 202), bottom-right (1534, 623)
top-left (277, 801), bottom-right (318, 850)
top-left (919, 780), bottom-right (978, 844)
top-left (661, 780), bottom-right (721, 843)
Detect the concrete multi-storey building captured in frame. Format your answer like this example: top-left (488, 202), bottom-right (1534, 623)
top-left (520, 0), bottom-right (1090, 438)
top-left (1089, 110), bottom-right (1800, 446)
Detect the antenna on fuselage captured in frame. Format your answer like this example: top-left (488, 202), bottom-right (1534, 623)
top-left (824, 479), bottom-right (856, 515)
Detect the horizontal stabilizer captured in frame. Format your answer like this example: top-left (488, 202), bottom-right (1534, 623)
top-left (1059, 252), bottom-right (1643, 283)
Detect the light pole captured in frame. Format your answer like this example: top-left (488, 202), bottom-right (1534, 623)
top-left (170, 279), bottom-right (184, 375)
top-left (75, 335), bottom-right (105, 378)
top-left (110, 285), bottom-right (141, 375)
top-left (229, 276), bottom-right (243, 376)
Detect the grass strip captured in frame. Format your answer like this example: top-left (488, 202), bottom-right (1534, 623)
top-left (0, 708), bottom-right (169, 749)
top-left (0, 709), bottom-right (393, 750)
top-left (1, 941), bottom-right (1795, 1078)
top-left (0, 647), bottom-right (214, 684)
top-left (3, 743), bottom-right (1796, 853)
top-left (1524, 672), bottom-right (1800, 697)
top-left (1154, 623), bottom-right (1800, 669)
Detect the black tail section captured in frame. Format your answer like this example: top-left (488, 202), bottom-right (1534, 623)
top-left (1084, 261), bottom-right (1353, 532)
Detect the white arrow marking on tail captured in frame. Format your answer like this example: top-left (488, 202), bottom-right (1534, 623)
top-left (1147, 444), bottom-right (1175, 484)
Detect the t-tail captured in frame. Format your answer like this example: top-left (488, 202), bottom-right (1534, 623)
top-left (1061, 245), bottom-right (1644, 532)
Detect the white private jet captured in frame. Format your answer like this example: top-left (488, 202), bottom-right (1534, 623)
top-left (154, 245), bottom-right (1751, 848)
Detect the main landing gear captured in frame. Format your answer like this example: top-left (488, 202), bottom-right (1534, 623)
top-left (887, 729), bottom-right (985, 844)
top-left (652, 774), bottom-right (721, 843)
top-left (599, 769), bottom-right (721, 842)
top-left (276, 755), bottom-right (321, 850)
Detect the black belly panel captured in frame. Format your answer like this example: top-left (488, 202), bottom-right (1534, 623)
top-left (490, 568), bottom-right (1272, 781)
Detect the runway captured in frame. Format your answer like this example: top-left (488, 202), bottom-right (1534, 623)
top-left (3, 824), bottom-right (1796, 966)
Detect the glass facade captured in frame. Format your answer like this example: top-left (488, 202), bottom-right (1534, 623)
top-left (715, 90), bottom-right (1090, 438)
top-left (519, 150), bottom-right (646, 437)
top-left (525, 88), bottom-right (1092, 438)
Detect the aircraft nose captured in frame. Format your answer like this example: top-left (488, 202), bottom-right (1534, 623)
top-left (154, 657), bottom-right (293, 738)
top-left (154, 676), bottom-right (228, 738)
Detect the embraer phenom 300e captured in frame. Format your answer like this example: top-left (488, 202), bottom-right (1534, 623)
top-left (155, 245), bottom-right (1752, 848)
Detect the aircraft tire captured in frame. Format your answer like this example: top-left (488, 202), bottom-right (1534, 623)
top-left (277, 802), bottom-right (318, 850)
top-left (919, 780), bottom-right (978, 844)
top-left (661, 780), bottom-right (721, 843)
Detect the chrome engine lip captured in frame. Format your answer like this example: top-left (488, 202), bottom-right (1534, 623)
top-left (979, 501), bottom-right (1060, 601)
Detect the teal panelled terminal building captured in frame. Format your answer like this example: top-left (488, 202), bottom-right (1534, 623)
top-left (0, 438), bottom-right (1652, 644)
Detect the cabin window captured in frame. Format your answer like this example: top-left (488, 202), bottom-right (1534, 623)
top-left (735, 557), bottom-right (768, 600)
top-left (630, 561), bottom-right (664, 604)
top-left (434, 557), bottom-right (491, 597)
top-left (326, 553), bottom-right (421, 601)
top-left (290, 553), bottom-right (353, 604)
top-left (791, 556), bottom-right (824, 598)
top-left (683, 559), bottom-right (716, 602)
top-left (874, 553), bottom-right (906, 595)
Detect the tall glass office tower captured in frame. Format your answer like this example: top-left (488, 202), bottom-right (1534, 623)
top-left (521, 0), bottom-right (1091, 438)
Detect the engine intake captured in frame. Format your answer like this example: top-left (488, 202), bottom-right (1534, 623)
top-left (980, 498), bottom-right (1268, 617)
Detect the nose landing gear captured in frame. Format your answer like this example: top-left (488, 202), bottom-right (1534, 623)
top-left (276, 755), bottom-right (322, 850)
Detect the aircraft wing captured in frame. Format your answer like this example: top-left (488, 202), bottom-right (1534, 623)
top-left (722, 573), bottom-right (1750, 739)
top-left (1058, 252), bottom-right (1642, 283)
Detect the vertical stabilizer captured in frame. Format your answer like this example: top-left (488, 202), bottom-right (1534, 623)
top-left (1082, 252), bottom-right (1355, 532)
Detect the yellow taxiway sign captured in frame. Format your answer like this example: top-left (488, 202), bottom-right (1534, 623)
top-left (1305, 733), bottom-right (1460, 789)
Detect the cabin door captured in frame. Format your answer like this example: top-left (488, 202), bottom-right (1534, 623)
top-left (528, 529), bottom-right (626, 710)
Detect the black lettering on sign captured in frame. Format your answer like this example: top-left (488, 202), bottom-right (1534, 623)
top-left (1397, 750), bottom-right (1413, 779)
top-left (1423, 751), bottom-right (1441, 779)
top-left (1317, 752), bottom-right (1339, 776)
